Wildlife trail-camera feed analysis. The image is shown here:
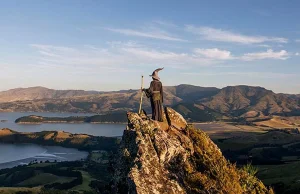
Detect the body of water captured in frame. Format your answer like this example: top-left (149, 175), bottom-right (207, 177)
top-left (0, 143), bottom-right (88, 169)
top-left (0, 112), bottom-right (125, 137)
top-left (0, 113), bottom-right (124, 169)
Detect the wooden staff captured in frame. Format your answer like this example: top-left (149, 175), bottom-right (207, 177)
top-left (138, 75), bottom-right (144, 114)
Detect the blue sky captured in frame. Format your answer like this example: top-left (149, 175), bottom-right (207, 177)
top-left (0, 0), bottom-right (299, 93)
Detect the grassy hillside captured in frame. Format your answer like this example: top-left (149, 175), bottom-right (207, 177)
top-left (210, 128), bottom-right (300, 194)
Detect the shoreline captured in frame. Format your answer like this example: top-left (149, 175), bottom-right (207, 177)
top-left (16, 121), bottom-right (127, 124)
top-left (0, 143), bottom-right (88, 170)
top-left (15, 114), bottom-right (128, 125)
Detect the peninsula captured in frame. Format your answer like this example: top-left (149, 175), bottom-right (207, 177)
top-left (15, 112), bottom-right (127, 124)
top-left (0, 128), bottom-right (120, 152)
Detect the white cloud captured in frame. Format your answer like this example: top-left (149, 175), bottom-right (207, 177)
top-left (30, 43), bottom-right (291, 74)
top-left (30, 44), bottom-right (76, 52)
top-left (241, 49), bottom-right (289, 61)
top-left (122, 47), bottom-right (186, 60)
top-left (183, 72), bottom-right (296, 78)
top-left (30, 43), bottom-right (215, 71)
top-left (296, 52), bottom-right (299, 56)
top-left (258, 44), bottom-right (271, 48)
top-left (185, 25), bottom-right (288, 44)
top-left (296, 39), bottom-right (300, 43)
top-left (38, 51), bottom-right (60, 57)
top-left (105, 27), bottom-right (186, 42)
top-left (117, 46), bottom-right (216, 67)
top-left (193, 48), bottom-right (233, 60)
top-left (152, 20), bottom-right (178, 28)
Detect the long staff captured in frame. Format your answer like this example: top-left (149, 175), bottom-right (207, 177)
top-left (138, 76), bottom-right (144, 114)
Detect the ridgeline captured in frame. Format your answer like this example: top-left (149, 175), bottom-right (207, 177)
top-left (0, 85), bottom-right (299, 122)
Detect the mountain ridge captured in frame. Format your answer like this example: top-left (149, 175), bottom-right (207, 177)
top-left (0, 84), bottom-right (219, 102)
top-left (0, 86), bottom-right (101, 102)
top-left (1, 84), bottom-right (297, 102)
top-left (0, 85), bottom-right (299, 120)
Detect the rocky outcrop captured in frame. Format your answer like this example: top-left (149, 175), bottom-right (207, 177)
top-left (113, 108), bottom-right (273, 194)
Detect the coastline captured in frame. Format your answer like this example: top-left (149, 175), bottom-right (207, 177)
top-left (14, 114), bottom-right (128, 125)
top-left (16, 121), bottom-right (127, 124)
top-left (0, 144), bottom-right (88, 169)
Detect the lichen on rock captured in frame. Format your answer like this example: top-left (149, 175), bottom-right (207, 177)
top-left (112, 107), bottom-right (273, 194)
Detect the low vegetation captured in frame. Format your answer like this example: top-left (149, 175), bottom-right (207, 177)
top-left (208, 123), bottom-right (300, 194)
top-left (0, 151), bottom-right (113, 194)
top-left (177, 125), bottom-right (273, 193)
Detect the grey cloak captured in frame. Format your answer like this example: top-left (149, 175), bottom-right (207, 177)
top-left (145, 79), bottom-right (164, 122)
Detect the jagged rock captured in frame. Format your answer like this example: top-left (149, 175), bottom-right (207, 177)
top-left (165, 107), bottom-right (187, 130)
top-left (113, 108), bottom-right (273, 194)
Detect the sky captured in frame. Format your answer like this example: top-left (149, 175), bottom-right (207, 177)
top-left (0, 0), bottom-right (299, 93)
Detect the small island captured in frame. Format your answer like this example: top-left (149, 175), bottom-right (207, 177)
top-left (15, 112), bottom-right (128, 124)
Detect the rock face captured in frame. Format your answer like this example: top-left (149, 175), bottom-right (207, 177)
top-left (113, 107), bottom-right (273, 194)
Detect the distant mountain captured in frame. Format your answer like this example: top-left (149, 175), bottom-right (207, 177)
top-left (169, 85), bottom-right (300, 121)
top-left (0, 85), bottom-right (218, 103)
top-left (172, 103), bottom-right (226, 122)
top-left (0, 84), bottom-right (214, 113)
top-left (164, 84), bottom-right (220, 102)
top-left (0, 86), bottom-right (100, 102)
top-left (201, 85), bottom-right (300, 117)
top-left (0, 85), bottom-right (299, 120)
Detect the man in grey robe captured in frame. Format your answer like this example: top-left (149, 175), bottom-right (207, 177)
top-left (143, 68), bottom-right (164, 122)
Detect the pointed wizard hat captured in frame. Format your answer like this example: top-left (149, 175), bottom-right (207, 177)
top-left (150, 67), bottom-right (164, 80)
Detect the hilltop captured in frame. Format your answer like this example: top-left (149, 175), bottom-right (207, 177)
top-left (111, 108), bottom-right (273, 194)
